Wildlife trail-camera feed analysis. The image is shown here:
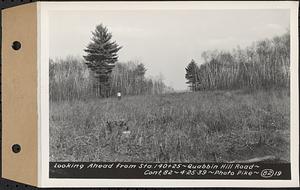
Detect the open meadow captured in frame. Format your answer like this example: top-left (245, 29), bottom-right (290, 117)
top-left (50, 89), bottom-right (290, 163)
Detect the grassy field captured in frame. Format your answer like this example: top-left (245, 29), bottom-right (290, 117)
top-left (50, 89), bottom-right (290, 163)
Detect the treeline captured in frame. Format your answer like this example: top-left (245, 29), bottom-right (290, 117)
top-left (50, 57), bottom-right (171, 102)
top-left (110, 61), bottom-right (172, 96)
top-left (186, 32), bottom-right (290, 91)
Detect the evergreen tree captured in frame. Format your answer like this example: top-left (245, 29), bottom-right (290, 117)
top-left (83, 24), bottom-right (122, 97)
top-left (135, 63), bottom-right (147, 94)
top-left (185, 59), bottom-right (199, 91)
top-left (135, 63), bottom-right (147, 77)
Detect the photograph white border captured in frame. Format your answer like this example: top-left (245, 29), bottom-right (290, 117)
top-left (38, 1), bottom-right (299, 187)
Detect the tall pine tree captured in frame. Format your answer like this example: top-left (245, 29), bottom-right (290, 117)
top-left (185, 59), bottom-right (199, 91)
top-left (83, 24), bottom-right (122, 97)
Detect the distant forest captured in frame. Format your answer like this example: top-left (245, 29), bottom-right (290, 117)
top-left (50, 26), bottom-right (290, 102)
top-left (49, 59), bottom-right (172, 102)
top-left (185, 32), bottom-right (290, 91)
top-left (50, 24), bottom-right (174, 102)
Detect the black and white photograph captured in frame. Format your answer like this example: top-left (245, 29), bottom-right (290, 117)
top-left (49, 5), bottom-right (291, 163)
top-left (1, 1), bottom-right (298, 188)
top-left (42, 2), bottom-right (299, 185)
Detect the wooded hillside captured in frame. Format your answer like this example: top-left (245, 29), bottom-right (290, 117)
top-left (186, 32), bottom-right (290, 91)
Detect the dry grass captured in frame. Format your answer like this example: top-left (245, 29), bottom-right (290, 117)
top-left (50, 89), bottom-right (290, 163)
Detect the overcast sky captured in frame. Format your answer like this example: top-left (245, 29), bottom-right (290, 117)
top-left (49, 9), bottom-right (289, 90)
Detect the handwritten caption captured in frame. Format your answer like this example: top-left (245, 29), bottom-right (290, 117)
top-left (53, 162), bottom-right (283, 178)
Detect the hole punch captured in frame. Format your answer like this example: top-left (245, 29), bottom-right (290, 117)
top-left (11, 41), bottom-right (21, 50)
top-left (12, 144), bottom-right (21, 153)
